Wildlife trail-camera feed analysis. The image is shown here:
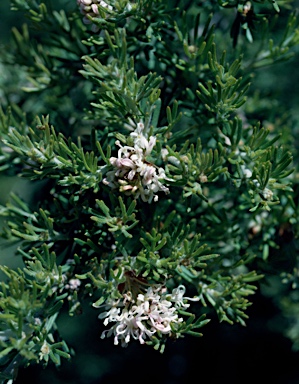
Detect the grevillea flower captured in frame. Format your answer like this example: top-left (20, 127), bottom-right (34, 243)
top-left (103, 120), bottom-right (171, 203)
top-left (77, 0), bottom-right (113, 32)
top-left (93, 284), bottom-right (199, 347)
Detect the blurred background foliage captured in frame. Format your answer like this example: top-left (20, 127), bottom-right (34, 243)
top-left (1, 1), bottom-right (299, 383)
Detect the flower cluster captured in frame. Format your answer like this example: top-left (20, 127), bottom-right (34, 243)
top-left (77, 0), bottom-right (113, 32)
top-left (103, 121), bottom-right (170, 203)
top-left (94, 284), bottom-right (198, 347)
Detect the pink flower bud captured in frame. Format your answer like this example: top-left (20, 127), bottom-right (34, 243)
top-left (91, 4), bottom-right (99, 14)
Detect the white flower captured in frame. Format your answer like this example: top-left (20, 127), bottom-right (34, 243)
top-left (103, 121), bottom-right (171, 203)
top-left (39, 341), bottom-right (50, 360)
top-left (262, 187), bottom-right (273, 200)
top-left (129, 121), bottom-right (156, 153)
top-left (199, 173), bottom-right (208, 183)
top-left (241, 165), bottom-right (252, 178)
top-left (161, 148), bottom-right (169, 161)
top-left (68, 278), bottom-right (81, 290)
top-left (96, 298), bottom-right (122, 325)
top-left (167, 285), bottom-right (199, 308)
top-left (95, 284), bottom-right (197, 347)
top-left (34, 317), bottom-right (42, 326)
top-left (77, 0), bottom-right (113, 32)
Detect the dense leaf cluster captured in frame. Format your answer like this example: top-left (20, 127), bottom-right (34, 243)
top-left (0, 0), bottom-right (298, 381)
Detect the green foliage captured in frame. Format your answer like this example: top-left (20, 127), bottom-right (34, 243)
top-left (0, 0), bottom-right (298, 380)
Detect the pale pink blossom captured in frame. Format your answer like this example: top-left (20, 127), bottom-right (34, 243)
top-left (94, 284), bottom-right (196, 347)
top-left (77, 0), bottom-right (113, 32)
top-left (103, 121), bottom-right (171, 203)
